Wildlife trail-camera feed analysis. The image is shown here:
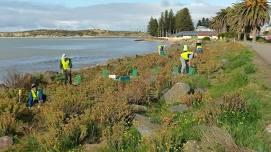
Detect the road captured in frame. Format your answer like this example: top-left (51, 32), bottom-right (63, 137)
top-left (247, 42), bottom-right (271, 65)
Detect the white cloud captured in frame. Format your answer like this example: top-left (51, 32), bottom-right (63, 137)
top-left (0, 0), bottom-right (228, 32)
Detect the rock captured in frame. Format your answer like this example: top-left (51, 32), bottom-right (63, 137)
top-left (134, 114), bottom-right (161, 137)
top-left (130, 104), bottom-right (148, 113)
top-left (266, 124), bottom-right (271, 133)
top-left (0, 136), bottom-right (13, 150)
top-left (163, 82), bottom-right (190, 105)
top-left (199, 126), bottom-right (251, 152)
top-left (170, 104), bottom-right (189, 113)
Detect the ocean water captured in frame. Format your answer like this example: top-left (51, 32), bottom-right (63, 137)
top-left (0, 37), bottom-right (160, 81)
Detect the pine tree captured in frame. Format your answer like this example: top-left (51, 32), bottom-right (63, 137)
top-left (158, 12), bottom-right (165, 37)
top-left (169, 9), bottom-right (175, 34)
top-left (197, 20), bottom-right (202, 27)
top-left (164, 10), bottom-right (169, 36)
top-left (175, 8), bottom-right (194, 32)
top-left (147, 17), bottom-right (158, 36)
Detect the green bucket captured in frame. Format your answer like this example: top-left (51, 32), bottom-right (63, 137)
top-left (158, 45), bottom-right (166, 56)
top-left (118, 76), bottom-right (130, 83)
top-left (188, 67), bottom-right (197, 76)
top-left (130, 68), bottom-right (138, 77)
top-left (74, 75), bottom-right (82, 86)
top-left (102, 69), bottom-right (109, 78)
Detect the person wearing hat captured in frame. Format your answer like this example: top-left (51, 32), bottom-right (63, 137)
top-left (28, 84), bottom-right (45, 109)
top-left (180, 45), bottom-right (194, 75)
top-left (60, 53), bottom-right (72, 85)
top-left (195, 40), bottom-right (203, 53)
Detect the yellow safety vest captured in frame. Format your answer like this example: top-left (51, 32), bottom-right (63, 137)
top-left (197, 45), bottom-right (203, 49)
top-left (181, 51), bottom-right (193, 61)
top-left (31, 90), bottom-right (38, 101)
top-left (61, 58), bottom-right (70, 70)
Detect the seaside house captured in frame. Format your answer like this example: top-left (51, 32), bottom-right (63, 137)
top-left (173, 30), bottom-right (218, 40)
top-left (195, 26), bottom-right (214, 32)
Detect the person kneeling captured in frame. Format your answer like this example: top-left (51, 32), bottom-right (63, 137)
top-left (28, 84), bottom-right (45, 109)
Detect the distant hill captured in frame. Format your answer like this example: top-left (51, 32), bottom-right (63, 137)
top-left (0, 29), bottom-right (148, 38)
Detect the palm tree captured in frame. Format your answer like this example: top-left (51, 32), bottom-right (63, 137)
top-left (239, 0), bottom-right (270, 42)
top-left (210, 8), bottom-right (231, 34)
top-left (227, 3), bottom-right (248, 40)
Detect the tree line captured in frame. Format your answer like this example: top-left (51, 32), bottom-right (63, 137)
top-left (210, 0), bottom-right (270, 42)
top-left (197, 17), bottom-right (211, 28)
top-left (147, 8), bottom-right (194, 37)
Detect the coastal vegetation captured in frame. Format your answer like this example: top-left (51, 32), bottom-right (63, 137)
top-left (0, 29), bottom-right (146, 38)
top-left (0, 40), bottom-right (270, 151)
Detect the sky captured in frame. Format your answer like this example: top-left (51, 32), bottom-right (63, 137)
top-left (0, 0), bottom-right (238, 32)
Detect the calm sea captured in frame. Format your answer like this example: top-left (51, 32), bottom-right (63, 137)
top-left (0, 37), bottom-right (160, 82)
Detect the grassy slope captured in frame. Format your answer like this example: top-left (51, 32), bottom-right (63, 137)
top-left (0, 41), bottom-right (270, 151)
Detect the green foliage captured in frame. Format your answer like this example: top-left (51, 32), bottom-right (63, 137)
top-left (257, 37), bottom-right (269, 43)
top-left (197, 17), bottom-right (211, 28)
top-left (244, 63), bottom-right (256, 74)
top-left (149, 8), bottom-right (194, 37)
top-left (202, 37), bottom-right (211, 41)
top-left (175, 8), bottom-right (194, 32)
top-left (147, 17), bottom-right (159, 37)
top-left (218, 32), bottom-right (237, 39)
top-left (211, 0), bottom-right (270, 42)
top-left (183, 74), bottom-right (209, 89)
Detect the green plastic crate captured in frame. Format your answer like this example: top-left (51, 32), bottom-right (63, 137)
top-left (102, 69), bottom-right (109, 78)
top-left (74, 75), bottom-right (82, 85)
top-left (188, 67), bottom-right (197, 76)
top-left (130, 68), bottom-right (138, 77)
top-left (118, 76), bottom-right (130, 83)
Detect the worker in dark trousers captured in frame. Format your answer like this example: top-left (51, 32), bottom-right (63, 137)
top-left (60, 54), bottom-right (72, 85)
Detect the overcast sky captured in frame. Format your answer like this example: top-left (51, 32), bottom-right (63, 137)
top-left (0, 0), bottom-right (238, 32)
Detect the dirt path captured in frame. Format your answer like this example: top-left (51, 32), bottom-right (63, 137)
top-left (247, 42), bottom-right (271, 66)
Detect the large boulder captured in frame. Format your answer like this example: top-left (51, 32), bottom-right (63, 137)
top-left (0, 136), bottom-right (13, 150)
top-left (170, 104), bottom-right (189, 113)
top-left (189, 126), bottom-right (254, 152)
top-left (133, 114), bottom-right (161, 138)
top-left (130, 104), bottom-right (148, 113)
top-left (163, 82), bottom-right (190, 105)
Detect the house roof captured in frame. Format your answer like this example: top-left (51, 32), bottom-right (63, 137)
top-left (198, 31), bottom-right (218, 36)
top-left (173, 31), bottom-right (218, 37)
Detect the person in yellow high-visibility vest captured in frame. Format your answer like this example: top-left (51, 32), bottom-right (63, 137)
top-left (196, 40), bottom-right (203, 53)
top-left (28, 84), bottom-right (45, 109)
top-left (60, 54), bottom-right (72, 85)
top-left (180, 45), bottom-right (194, 74)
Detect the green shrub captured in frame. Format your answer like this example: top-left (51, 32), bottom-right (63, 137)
top-left (57, 127), bottom-right (81, 151)
top-left (219, 32), bottom-right (237, 38)
top-left (256, 37), bottom-right (269, 43)
top-left (244, 63), bottom-right (256, 74)
top-left (226, 49), bottom-right (252, 70)
top-left (202, 37), bottom-right (211, 41)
